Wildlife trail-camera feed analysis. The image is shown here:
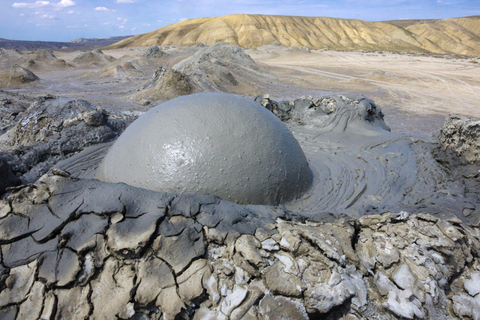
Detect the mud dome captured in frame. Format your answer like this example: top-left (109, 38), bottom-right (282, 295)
top-left (96, 93), bottom-right (313, 205)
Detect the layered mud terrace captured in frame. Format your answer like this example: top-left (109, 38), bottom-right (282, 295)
top-left (0, 91), bottom-right (479, 319)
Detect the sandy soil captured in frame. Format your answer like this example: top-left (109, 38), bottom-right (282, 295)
top-left (1, 45), bottom-right (479, 135)
top-left (247, 48), bottom-right (480, 134)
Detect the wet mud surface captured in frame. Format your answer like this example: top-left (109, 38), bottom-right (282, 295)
top-left (0, 44), bottom-right (480, 320)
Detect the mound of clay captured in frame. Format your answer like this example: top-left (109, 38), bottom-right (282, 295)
top-left (102, 62), bottom-right (142, 78)
top-left (139, 66), bottom-right (194, 100)
top-left (0, 49), bottom-right (23, 62)
top-left (121, 61), bottom-right (137, 71)
top-left (32, 49), bottom-right (56, 61)
top-left (174, 41), bottom-right (257, 72)
top-left (0, 65), bottom-right (39, 87)
top-left (435, 114), bottom-right (480, 205)
top-left (52, 59), bottom-right (72, 68)
top-left (256, 94), bottom-right (391, 135)
top-left (136, 42), bottom-right (264, 101)
top-left (137, 42), bottom-right (263, 95)
top-left (97, 93), bottom-right (312, 205)
top-left (438, 114), bottom-right (480, 164)
top-left (73, 49), bottom-right (116, 65)
top-left (142, 45), bottom-right (168, 58)
top-left (0, 97), bottom-right (136, 188)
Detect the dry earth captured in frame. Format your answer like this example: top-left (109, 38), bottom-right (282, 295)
top-left (247, 46), bottom-right (480, 134)
top-left (1, 43), bottom-right (480, 320)
top-left (2, 45), bottom-right (479, 134)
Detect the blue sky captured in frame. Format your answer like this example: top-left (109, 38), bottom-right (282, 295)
top-left (1, 0), bottom-right (479, 42)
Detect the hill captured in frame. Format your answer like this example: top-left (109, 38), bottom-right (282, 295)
top-left (106, 14), bottom-right (480, 56)
top-left (0, 36), bottom-right (132, 51)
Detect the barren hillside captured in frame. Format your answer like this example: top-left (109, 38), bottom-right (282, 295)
top-left (106, 14), bottom-right (480, 56)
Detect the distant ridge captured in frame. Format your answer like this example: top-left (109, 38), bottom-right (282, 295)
top-left (106, 14), bottom-right (480, 56)
top-left (0, 36), bottom-right (132, 51)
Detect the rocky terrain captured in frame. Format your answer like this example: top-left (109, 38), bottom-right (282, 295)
top-left (0, 96), bottom-right (137, 193)
top-left (0, 87), bottom-right (479, 319)
top-left (0, 115), bottom-right (479, 320)
top-left (0, 31), bottom-right (480, 319)
top-left (107, 14), bottom-right (480, 56)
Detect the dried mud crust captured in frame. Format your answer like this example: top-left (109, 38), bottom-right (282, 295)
top-left (0, 97), bottom-right (137, 188)
top-left (0, 174), bottom-right (479, 320)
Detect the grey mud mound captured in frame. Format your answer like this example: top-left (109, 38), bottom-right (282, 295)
top-left (143, 45), bottom-right (168, 58)
top-left (174, 42), bottom-right (257, 72)
top-left (72, 49), bottom-right (116, 65)
top-left (171, 42), bottom-right (264, 94)
top-left (0, 174), bottom-right (479, 320)
top-left (256, 94), bottom-right (391, 134)
top-left (100, 62), bottom-right (142, 79)
top-left (135, 42), bottom-right (267, 102)
top-left (0, 49), bottom-right (23, 65)
top-left (31, 49), bottom-right (56, 61)
top-left (0, 65), bottom-right (39, 88)
top-left (96, 93), bottom-right (313, 205)
top-left (22, 49), bottom-right (72, 71)
top-left (139, 66), bottom-right (195, 100)
top-left (0, 97), bottom-right (136, 189)
top-left (80, 60), bottom-right (142, 81)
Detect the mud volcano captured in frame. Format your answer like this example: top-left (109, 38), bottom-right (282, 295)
top-left (96, 93), bottom-right (312, 205)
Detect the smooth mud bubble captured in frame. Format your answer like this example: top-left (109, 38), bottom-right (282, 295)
top-left (96, 93), bottom-right (313, 205)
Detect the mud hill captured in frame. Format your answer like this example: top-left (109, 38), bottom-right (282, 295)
top-left (107, 14), bottom-right (480, 56)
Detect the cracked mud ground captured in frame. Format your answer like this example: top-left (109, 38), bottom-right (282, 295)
top-left (1, 44), bottom-right (480, 319)
top-left (0, 97), bottom-right (480, 320)
top-left (1, 174), bottom-right (480, 320)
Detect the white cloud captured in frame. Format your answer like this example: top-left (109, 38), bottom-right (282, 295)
top-left (179, 18), bottom-right (187, 21)
top-left (20, 13), bottom-right (25, 16)
top-left (42, 13), bottom-right (55, 18)
top-left (55, 0), bottom-right (75, 8)
top-left (158, 19), bottom-right (162, 23)
top-left (67, 10), bottom-right (74, 13)
top-left (131, 27), bottom-right (137, 31)
top-left (95, 6), bottom-right (110, 11)
top-left (116, 0), bottom-right (137, 3)
top-left (13, 1), bottom-right (50, 9)
top-left (13, 0), bottom-right (74, 10)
